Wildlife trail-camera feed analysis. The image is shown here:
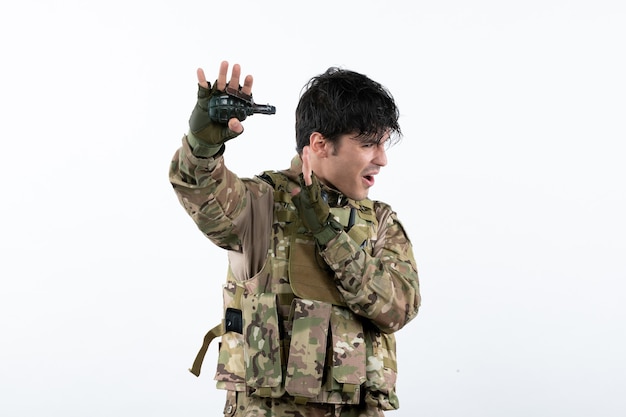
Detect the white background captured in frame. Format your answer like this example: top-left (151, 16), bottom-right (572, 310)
top-left (1, 1), bottom-right (625, 416)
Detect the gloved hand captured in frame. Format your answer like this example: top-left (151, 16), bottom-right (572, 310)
top-left (187, 81), bottom-right (243, 157)
top-left (292, 172), bottom-right (343, 246)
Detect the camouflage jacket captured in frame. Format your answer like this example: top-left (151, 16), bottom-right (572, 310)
top-left (169, 135), bottom-right (421, 411)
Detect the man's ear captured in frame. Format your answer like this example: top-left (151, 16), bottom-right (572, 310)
top-left (309, 132), bottom-right (328, 157)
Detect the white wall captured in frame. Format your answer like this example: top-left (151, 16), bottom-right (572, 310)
top-left (1, 1), bottom-right (625, 416)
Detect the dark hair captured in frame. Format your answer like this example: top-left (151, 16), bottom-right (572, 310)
top-left (295, 67), bottom-right (401, 154)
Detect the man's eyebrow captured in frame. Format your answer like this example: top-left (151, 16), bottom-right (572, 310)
top-left (355, 134), bottom-right (385, 143)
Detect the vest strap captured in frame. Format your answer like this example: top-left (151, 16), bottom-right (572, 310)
top-left (277, 292), bottom-right (295, 306)
top-left (189, 321), bottom-right (224, 377)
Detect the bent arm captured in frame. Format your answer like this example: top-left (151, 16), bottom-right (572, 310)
top-left (169, 136), bottom-right (249, 251)
top-left (321, 204), bottom-right (420, 333)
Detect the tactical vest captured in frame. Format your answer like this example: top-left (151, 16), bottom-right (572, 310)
top-left (190, 171), bottom-right (400, 410)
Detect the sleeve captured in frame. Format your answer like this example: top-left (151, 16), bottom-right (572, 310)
top-left (168, 134), bottom-right (267, 252)
top-left (320, 202), bottom-right (421, 333)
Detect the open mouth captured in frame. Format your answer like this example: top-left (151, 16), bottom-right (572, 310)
top-left (363, 175), bottom-right (375, 187)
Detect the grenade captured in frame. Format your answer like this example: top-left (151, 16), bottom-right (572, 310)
top-left (208, 86), bottom-right (276, 124)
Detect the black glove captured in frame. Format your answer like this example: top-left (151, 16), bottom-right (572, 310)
top-left (187, 82), bottom-right (242, 157)
top-left (291, 173), bottom-right (343, 246)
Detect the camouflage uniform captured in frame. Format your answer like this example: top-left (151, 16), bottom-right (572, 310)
top-left (169, 135), bottom-right (421, 417)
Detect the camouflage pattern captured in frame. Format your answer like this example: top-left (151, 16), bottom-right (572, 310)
top-left (329, 306), bottom-right (366, 389)
top-left (169, 137), bottom-right (421, 416)
top-left (213, 281), bottom-right (246, 389)
top-left (242, 292), bottom-right (284, 397)
top-left (222, 391), bottom-right (386, 417)
top-left (285, 299), bottom-right (331, 399)
top-left (363, 331), bottom-right (399, 410)
top-left (320, 207), bottom-right (419, 334)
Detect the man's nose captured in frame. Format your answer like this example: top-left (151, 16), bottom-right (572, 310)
top-left (374, 145), bottom-right (388, 167)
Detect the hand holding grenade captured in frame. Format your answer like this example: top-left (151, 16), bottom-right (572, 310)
top-left (208, 87), bottom-right (276, 124)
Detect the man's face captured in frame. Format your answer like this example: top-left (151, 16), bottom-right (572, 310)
top-left (315, 132), bottom-right (389, 201)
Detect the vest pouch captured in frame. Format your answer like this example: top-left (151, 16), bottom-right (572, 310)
top-left (326, 306), bottom-right (366, 402)
top-left (214, 282), bottom-right (246, 391)
top-left (364, 331), bottom-right (399, 410)
top-left (284, 299), bottom-right (332, 401)
top-left (214, 332), bottom-right (246, 391)
top-left (241, 292), bottom-right (285, 398)
top-left (311, 306), bottom-right (365, 405)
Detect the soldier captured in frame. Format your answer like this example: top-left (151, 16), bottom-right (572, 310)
top-left (169, 60), bottom-right (421, 417)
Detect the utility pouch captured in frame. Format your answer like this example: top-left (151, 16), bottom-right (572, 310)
top-left (284, 299), bottom-right (332, 402)
top-left (214, 282), bottom-right (246, 391)
top-left (327, 306), bottom-right (366, 395)
top-left (241, 292), bottom-right (284, 398)
top-left (364, 330), bottom-right (399, 410)
top-left (214, 331), bottom-right (246, 391)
